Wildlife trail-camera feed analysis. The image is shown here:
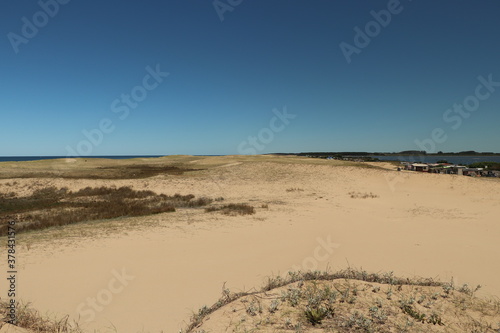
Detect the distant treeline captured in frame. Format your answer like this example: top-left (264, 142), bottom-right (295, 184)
top-left (388, 150), bottom-right (500, 156)
top-left (468, 162), bottom-right (500, 170)
top-left (296, 152), bottom-right (371, 157)
top-left (273, 151), bottom-right (500, 157)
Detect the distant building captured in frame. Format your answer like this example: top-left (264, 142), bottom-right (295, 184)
top-left (412, 163), bottom-right (429, 172)
top-left (463, 168), bottom-right (484, 177)
top-left (397, 161), bottom-right (498, 178)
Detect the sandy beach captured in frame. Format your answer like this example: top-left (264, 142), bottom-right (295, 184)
top-left (1, 155), bottom-right (499, 332)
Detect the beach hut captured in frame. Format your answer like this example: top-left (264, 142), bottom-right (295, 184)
top-left (463, 168), bottom-right (483, 176)
top-left (412, 163), bottom-right (429, 172)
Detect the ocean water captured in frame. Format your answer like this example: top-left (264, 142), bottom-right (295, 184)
top-left (371, 155), bottom-right (500, 165)
top-left (0, 155), bottom-right (165, 162)
top-left (2, 155), bottom-right (499, 165)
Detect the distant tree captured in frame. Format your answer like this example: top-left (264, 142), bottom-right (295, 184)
top-left (468, 162), bottom-right (500, 170)
top-left (399, 150), bottom-right (426, 155)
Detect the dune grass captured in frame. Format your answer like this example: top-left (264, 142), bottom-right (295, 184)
top-left (0, 186), bottom-right (212, 235)
top-left (182, 268), bottom-right (500, 333)
top-left (204, 203), bottom-right (255, 216)
top-left (0, 164), bottom-right (201, 180)
top-left (0, 300), bottom-right (83, 333)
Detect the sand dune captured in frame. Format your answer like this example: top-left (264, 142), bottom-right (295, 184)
top-left (1, 155), bottom-right (499, 332)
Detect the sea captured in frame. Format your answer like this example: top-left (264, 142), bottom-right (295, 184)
top-left (370, 155), bottom-right (500, 165)
top-left (1, 155), bottom-right (500, 166)
top-left (0, 155), bottom-right (165, 162)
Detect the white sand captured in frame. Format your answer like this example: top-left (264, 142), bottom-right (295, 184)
top-left (2, 156), bottom-right (499, 332)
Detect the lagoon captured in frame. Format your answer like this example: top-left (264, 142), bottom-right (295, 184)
top-left (371, 155), bottom-right (500, 165)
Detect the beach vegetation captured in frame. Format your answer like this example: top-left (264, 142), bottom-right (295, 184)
top-left (204, 203), bottom-right (255, 216)
top-left (0, 186), bottom-right (212, 235)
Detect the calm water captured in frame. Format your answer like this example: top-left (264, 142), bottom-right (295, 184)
top-left (371, 155), bottom-right (500, 165)
top-left (2, 155), bottom-right (499, 165)
top-left (0, 155), bottom-right (165, 162)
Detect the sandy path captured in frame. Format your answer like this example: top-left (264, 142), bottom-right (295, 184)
top-left (2, 159), bottom-right (499, 332)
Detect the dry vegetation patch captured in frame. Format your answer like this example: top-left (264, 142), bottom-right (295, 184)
top-left (349, 191), bottom-right (379, 199)
top-left (205, 203), bottom-right (255, 216)
top-left (286, 188), bottom-right (305, 192)
top-left (0, 186), bottom-right (212, 235)
top-left (0, 301), bottom-right (82, 333)
top-left (0, 161), bottom-right (202, 180)
top-left (184, 269), bottom-right (500, 333)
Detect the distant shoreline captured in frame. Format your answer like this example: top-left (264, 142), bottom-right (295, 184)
top-left (288, 151), bottom-right (500, 157)
top-left (1, 152), bottom-right (500, 164)
top-left (0, 155), bottom-right (224, 163)
top-left (0, 155), bottom-right (166, 162)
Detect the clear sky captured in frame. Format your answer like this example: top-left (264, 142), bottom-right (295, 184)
top-left (1, 0), bottom-right (499, 156)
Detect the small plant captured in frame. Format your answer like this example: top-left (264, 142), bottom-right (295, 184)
top-left (396, 319), bottom-right (415, 333)
top-left (400, 304), bottom-right (426, 323)
top-left (423, 300), bottom-right (434, 309)
top-left (304, 306), bottom-right (329, 325)
top-left (246, 300), bottom-right (262, 316)
top-left (399, 296), bottom-right (415, 307)
top-left (386, 287), bottom-right (393, 300)
top-left (268, 299), bottom-right (280, 313)
top-left (197, 305), bottom-right (210, 317)
top-left (427, 313), bottom-right (444, 325)
top-left (286, 188), bottom-right (304, 192)
top-left (262, 275), bottom-right (286, 292)
top-left (442, 281), bottom-right (455, 296)
top-left (343, 311), bottom-right (373, 331)
top-left (294, 322), bottom-right (304, 333)
top-left (349, 191), bottom-right (379, 199)
top-left (335, 283), bottom-right (357, 304)
top-left (282, 288), bottom-right (302, 307)
top-left (369, 306), bottom-right (388, 323)
top-left (458, 283), bottom-right (482, 296)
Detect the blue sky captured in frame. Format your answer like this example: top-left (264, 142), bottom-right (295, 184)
top-left (1, 0), bottom-right (499, 156)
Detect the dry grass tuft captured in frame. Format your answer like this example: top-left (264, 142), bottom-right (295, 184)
top-left (0, 300), bottom-right (83, 332)
top-left (286, 187), bottom-right (304, 192)
top-left (205, 203), bottom-right (255, 216)
top-left (349, 191), bottom-right (379, 199)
